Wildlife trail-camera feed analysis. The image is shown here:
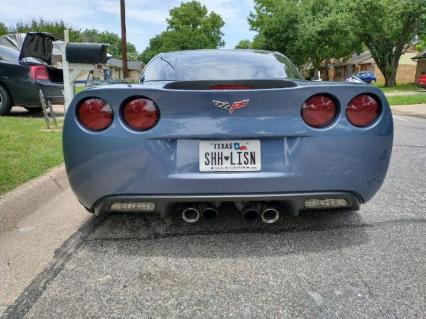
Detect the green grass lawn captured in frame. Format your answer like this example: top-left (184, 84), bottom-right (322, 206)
top-left (0, 117), bottom-right (63, 195)
top-left (387, 94), bottom-right (426, 106)
top-left (374, 83), bottom-right (419, 92)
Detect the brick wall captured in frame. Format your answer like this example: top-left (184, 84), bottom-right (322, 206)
top-left (375, 64), bottom-right (417, 84)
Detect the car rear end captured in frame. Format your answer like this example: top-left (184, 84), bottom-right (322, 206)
top-left (63, 79), bottom-right (393, 218)
top-left (27, 64), bottom-right (64, 105)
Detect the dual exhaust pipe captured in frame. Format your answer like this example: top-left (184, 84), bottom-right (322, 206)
top-left (181, 203), bottom-right (280, 224)
top-left (242, 204), bottom-right (280, 224)
top-left (182, 205), bottom-right (218, 223)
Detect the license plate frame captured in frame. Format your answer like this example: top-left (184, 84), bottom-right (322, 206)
top-left (199, 140), bottom-right (261, 172)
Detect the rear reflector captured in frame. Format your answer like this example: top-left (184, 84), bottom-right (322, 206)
top-left (77, 98), bottom-right (113, 131)
top-left (209, 84), bottom-right (252, 90)
top-left (346, 94), bottom-right (381, 127)
top-left (302, 94), bottom-right (337, 128)
top-left (29, 65), bottom-right (49, 80)
top-left (110, 202), bottom-right (156, 212)
top-left (304, 198), bottom-right (348, 209)
top-left (122, 97), bottom-right (160, 131)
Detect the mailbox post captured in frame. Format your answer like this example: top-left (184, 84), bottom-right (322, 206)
top-left (61, 30), bottom-right (108, 112)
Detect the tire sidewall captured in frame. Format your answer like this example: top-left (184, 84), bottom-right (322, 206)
top-left (0, 85), bottom-right (12, 115)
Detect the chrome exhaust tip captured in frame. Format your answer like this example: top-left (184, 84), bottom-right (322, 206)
top-left (202, 206), bottom-right (219, 221)
top-left (261, 207), bottom-right (280, 224)
top-left (182, 207), bottom-right (201, 223)
top-left (242, 204), bottom-right (260, 222)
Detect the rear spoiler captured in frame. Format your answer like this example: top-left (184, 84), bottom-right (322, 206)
top-left (163, 79), bottom-right (298, 90)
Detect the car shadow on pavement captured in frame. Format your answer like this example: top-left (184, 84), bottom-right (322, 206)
top-left (83, 205), bottom-right (370, 258)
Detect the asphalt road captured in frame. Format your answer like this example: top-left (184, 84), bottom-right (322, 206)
top-left (3, 115), bottom-right (426, 319)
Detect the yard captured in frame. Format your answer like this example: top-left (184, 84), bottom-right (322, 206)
top-left (387, 93), bottom-right (426, 105)
top-left (0, 116), bottom-right (63, 195)
top-left (374, 83), bottom-right (419, 92)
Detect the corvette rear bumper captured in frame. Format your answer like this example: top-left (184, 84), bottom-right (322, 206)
top-left (92, 191), bottom-right (361, 217)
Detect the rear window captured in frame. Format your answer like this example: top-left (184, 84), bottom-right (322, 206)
top-left (0, 45), bottom-right (19, 62)
top-left (142, 50), bottom-right (302, 82)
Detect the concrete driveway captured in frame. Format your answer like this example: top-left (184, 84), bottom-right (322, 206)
top-left (1, 115), bottom-right (425, 318)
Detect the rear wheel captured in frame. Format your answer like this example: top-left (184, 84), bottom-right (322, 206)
top-left (24, 107), bottom-right (43, 113)
top-left (0, 85), bottom-right (12, 116)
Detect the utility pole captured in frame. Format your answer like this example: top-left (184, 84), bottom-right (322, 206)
top-left (120, 0), bottom-right (128, 79)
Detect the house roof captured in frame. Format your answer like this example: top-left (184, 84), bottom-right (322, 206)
top-left (412, 51), bottom-right (426, 60)
top-left (107, 57), bottom-right (144, 71)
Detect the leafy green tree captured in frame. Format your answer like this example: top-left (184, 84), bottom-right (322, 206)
top-left (249, 0), bottom-right (361, 75)
top-left (235, 40), bottom-right (253, 49)
top-left (11, 19), bottom-right (80, 41)
top-left (417, 37), bottom-right (426, 52)
top-left (0, 22), bottom-right (8, 36)
top-left (249, 0), bottom-right (304, 64)
top-left (140, 1), bottom-right (224, 63)
top-left (346, 0), bottom-right (426, 87)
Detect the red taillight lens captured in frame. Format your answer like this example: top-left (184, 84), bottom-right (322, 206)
top-left (209, 84), bottom-right (252, 90)
top-left (122, 97), bottom-right (159, 131)
top-left (29, 65), bottom-right (49, 80)
top-left (346, 94), bottom-right (381, 127)
top-left (302, 94), bottom-right (337, 128)
top-left (77, 98), bottom-right (113, 131)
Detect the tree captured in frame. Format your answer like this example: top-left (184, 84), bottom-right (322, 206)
top-left (11, 19), bottom-right (80, 42)
top-left (0, 22), bottom-right (8, 36)
top-left (249, 0), bottom-right (362, 73)
top-left (140, 1), bottom-right (224, 63)
top-left (346, 0), bottom-right (426, 87)
top-left (416, 37), bottom-right (426, 52)
top-left (235, 40), bottom-right (253, 49)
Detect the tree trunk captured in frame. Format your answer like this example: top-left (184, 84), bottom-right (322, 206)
top-left (384, 73), bottom-right (397, 87)
top-left (376, 60), bottom-right (398, 87)
top-left (323, 59), bottom-right (330, 81)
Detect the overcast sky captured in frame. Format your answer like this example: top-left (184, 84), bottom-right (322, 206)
top-left (1, 0), bottom-right (256, 52)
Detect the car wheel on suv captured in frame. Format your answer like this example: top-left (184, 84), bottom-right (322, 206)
top-left (0, 85), bottom-right (12, 116)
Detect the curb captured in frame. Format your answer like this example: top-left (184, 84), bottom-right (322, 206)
top-left (390, 104), bottom-right (426, 119)
top-left (0, 164), bottom-right (69, 232)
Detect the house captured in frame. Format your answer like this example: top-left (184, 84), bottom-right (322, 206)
top-left (107, 58), bottom-right (144, 82)
top-left (412, 51), bottom-right (426, 79)
top-left (323, 49), bottom-right (418, 83)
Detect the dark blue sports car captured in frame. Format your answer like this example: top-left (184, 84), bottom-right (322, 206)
top-left (354, 71), bottom-right (377, 84)
top-left (63, 50), bottom-right (393, 223)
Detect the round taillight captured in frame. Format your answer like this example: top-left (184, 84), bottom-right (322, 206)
top-left (302, 94), bottom-right (337, 128)
top-left (346, 94), bottom-right (381, 127)
top-left (122, 97), bottom-right (159, 131)
top-left (77, 98), bottom-right (113, 131)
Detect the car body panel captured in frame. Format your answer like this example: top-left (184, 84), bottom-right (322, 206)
top-left (64, 79), bottom-right (393, 215)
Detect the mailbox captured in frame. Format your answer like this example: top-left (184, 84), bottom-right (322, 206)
top-left (66, 43), bottom-right (108, 64)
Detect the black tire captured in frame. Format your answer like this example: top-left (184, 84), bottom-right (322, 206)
top-left (0, 85), bottom-right (12, 116)
top-left (24, 107), bottom-right (43, 113)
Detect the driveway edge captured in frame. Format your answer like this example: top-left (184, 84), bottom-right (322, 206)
top-left (0, 164), bottom-right (69, 232)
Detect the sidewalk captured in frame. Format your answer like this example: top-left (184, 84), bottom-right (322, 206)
top-left (390, 104), bottom-right (426, 119)
top-left (0, 165), bottom-right (89, 315)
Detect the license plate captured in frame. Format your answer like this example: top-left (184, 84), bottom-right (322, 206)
top-left (199, 140), bottom-right (261, 172)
